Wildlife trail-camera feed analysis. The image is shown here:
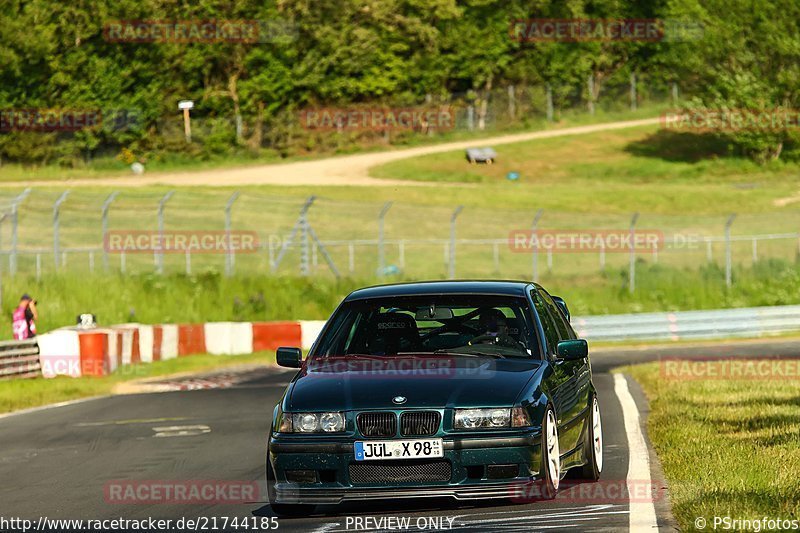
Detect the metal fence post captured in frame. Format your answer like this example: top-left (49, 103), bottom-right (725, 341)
top-left (531, 209), bottom-right (544, 282)
top-left (224, 192), bottom-right (240, 277)
top-left (156, 191), bottom-right (175, 275)
top-left (448, 206), bottom-right (464, 279)
top-left (629, 212), bottom-right (640, 293)
top-left (348, 243), bottom-right (355, 273)
top-left (10, 187), bottom-right (32, 276)
top-left (53, 191), bottom-right (70, 271)
top-left (377, 202), bottom-right (393, 275)
top-left (101, 191), bottom-right (119, 270)
top-left (630, 72), bottom-right (637, 111)
top-left (587, 74), bottom-right (595, 115)
top-left (725, 214), bottom-right (737, 288)
top-left (296, 196), bottom-right (316, 276)
top-left (545, 83), bottom-right (554, 122)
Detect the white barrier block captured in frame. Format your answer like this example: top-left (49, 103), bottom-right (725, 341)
top-left (37, 329), bottom-right (81, 378)
top-left (300, 320), bottom-right (326, 350)
top-left (107, 331), bottom-right (119, 373)
top-left (139, 325), bottom-right (154, 363)
top-left (120, 329), bottom-right (134, 366)
top-left (204, 322), bottom-right (254, 355)
top-left (204, 323), bottom-right (232, 355)
top-left (160, 324), bottom-right (178, 360)
top-left (230, 322), bottom-right (254, 354)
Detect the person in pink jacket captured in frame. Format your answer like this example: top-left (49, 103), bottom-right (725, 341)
top-left (12, 294), bottom-right (38, 340)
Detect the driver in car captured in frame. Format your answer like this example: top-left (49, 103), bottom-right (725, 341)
top-left (469, 309), bottom-right (519, 348)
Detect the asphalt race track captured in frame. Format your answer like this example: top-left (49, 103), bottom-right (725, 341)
top-left (3, 338), bottom-right (799, 532)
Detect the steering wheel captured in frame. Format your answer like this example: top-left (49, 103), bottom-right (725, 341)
top-left (470, 333), bottom-right (529, 351)
top-left (421, 320), bottom-right (480, 341)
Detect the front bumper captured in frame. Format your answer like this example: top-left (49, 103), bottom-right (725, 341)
top-left (269, 432), bottom-right (542, 505)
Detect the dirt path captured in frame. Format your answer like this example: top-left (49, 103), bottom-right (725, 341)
top-left (2, 117), bottom-right (660, 188)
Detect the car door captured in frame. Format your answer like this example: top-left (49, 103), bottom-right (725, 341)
top-left (538, 288), bottom-right (591, 453)
top-left (530, 289), bottom-right (579, 454)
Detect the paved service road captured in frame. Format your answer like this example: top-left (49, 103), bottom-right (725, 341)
top-left (3, 338), bottom-right (797, 532)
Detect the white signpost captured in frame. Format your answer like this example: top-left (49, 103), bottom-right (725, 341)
top-left (178, 100), bottom-right (194, 142)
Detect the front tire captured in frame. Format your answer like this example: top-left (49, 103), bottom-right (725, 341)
top-left (540, 406), bottom-right (561, 499)
top-left (578, 395), bottom-right (603, 481)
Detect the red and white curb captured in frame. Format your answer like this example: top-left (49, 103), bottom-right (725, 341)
top-left (36, 320), bottom-right (325, 378)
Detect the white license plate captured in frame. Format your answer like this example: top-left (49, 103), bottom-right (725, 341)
top-left (354, 439), bottom-right (443, 461)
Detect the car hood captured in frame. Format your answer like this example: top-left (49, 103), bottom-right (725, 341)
top-left (286, 354), bottom-right (543, 411)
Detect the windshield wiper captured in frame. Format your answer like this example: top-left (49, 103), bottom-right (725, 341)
top-left (433, 349), bottom-right (505, 359)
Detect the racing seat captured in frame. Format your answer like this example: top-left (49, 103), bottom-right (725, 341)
top-left (366, 312), bottom-right (422, 355)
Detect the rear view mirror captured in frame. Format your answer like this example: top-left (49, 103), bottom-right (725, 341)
top-left (415, 306), bottom-right (454, 321)
top-left (276, 347), bottom-right (303, 368)
top-left (556, 339), bottom-right (588, 361)
top-left (552, 296), bottom-right (570, 322)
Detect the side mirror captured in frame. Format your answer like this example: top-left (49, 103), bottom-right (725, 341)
top-left (556, 339), bottom-right (588, 361)
top-left (552, 296), bottom-right (570, 322)
top-left (276, 347), bottom-right (303, 368)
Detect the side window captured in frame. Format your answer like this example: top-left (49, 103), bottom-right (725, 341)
top-left (531, 290), bottom-right (560, 355)
top-left (539, 289), bottom-right (575, 340)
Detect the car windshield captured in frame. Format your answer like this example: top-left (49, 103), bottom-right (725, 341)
top-left (312, 295), bottom-right (540, 359)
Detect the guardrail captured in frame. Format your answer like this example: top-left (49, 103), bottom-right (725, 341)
top-left (0, 338), bottom-right (41, 379)
top-left (574, 304), bottom-right (800, 342)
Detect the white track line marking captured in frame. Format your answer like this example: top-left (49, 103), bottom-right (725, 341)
top-left (0, 394), bottom-right (112, 422)
top-left (614, 373), bottom-right (659, 531)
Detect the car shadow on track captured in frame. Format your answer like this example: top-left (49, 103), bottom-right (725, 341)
top-left (251, 480), bottom-right (603, 520)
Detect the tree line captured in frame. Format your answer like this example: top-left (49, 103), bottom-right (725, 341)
top-left (1, 0), bottom-right (798, 166)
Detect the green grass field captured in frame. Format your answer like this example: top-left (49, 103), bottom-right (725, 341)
top-left (1, 258), bottom-right (798, 340)
top-left (624, 363), bottom-right (800, 529)
top-left (370, 125), bottom-right (800, 215)
top-left (0, 350), bottom-right (275, 414)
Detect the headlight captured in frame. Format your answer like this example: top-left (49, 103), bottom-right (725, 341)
top-left (453, 407), bottom-right (532, 429)
top-left (454, 408), bottom-right (510, 429)
top-left (279, 412), bottom-right (345, 433)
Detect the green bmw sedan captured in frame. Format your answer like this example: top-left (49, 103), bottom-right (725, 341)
top-left (267, 280), bottom-right (602, 515)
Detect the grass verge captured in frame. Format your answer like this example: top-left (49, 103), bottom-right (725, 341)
top-left (622, 363), bottom-right (800, 528)
top-left (0, 350), bottom-right (275, 414)
top-left (3, 259), bottom-right (799, 339)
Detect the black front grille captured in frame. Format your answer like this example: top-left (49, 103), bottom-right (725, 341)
top-left (357, 412), bottom-right (397, 437)
top-left (400, 411), bottom-right (441, 436)
top-left (349, 460), bottom-right (452, 484)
